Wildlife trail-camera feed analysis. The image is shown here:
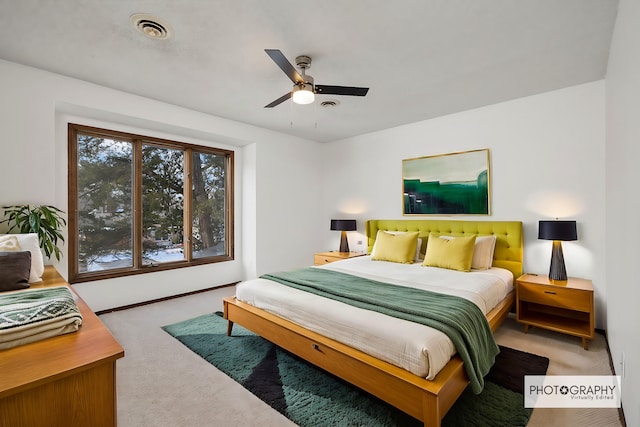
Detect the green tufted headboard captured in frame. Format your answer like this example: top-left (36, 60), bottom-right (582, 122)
top-left (366, 219), bottom-right (523, 278)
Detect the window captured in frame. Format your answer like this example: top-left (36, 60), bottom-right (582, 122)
top-left (68, 123), bottom-right (234, 283)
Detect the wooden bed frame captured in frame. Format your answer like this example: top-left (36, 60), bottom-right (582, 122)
top-left (224, 220), bottom-right (523, 427)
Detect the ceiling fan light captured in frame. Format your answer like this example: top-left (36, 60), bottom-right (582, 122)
top-left (292, 83), bottom-right (315, 104)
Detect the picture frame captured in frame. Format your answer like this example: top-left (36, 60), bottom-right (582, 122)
top-left (402, 149), bottom-right (490, 215)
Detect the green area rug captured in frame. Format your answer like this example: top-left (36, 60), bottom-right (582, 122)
top-left (163, 313), bottom-right (548, 427)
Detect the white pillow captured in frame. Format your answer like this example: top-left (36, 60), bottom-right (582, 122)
top-left (0, 235), bottom-right (22, 252)
top-left (370, 231), bottom-right (423, 262)
top-left (471, 235), bottom-right (497, 270)
top-left (0, 233), bottom-right (44, 283)
top-left (439, 235), bottom-right (496, 270)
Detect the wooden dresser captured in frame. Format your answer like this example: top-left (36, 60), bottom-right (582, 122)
top-left (0, 266), bottom-right (124, 427)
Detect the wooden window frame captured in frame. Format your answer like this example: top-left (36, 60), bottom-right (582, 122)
top-left (67, 123), bottom-right (234, 283)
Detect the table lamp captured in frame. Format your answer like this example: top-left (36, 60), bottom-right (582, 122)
top-left (330, 219), bottom-right (357, 252)
top-left (538, 220), bottom-right (577, 281)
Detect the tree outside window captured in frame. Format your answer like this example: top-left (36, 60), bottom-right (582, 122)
top-left (68, 124), bottom-right (233, 283)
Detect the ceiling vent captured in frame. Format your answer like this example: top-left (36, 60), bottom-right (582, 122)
top-left (320, 100), bottom-right (339, 108)
top-left (130, 13), bottom-right (172, 40)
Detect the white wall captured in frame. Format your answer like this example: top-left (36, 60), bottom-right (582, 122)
top-left (320, 82), bottom-right (607, 327)
top-left (606, 0), bottom-right (640, 425)
top-left (252, 139), bottom-right (324, 276)
top-left (0, 59), bottom-right (321, 311)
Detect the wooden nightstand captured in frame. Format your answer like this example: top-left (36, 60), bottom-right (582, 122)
top-left (516, 274), bottom-right (594, 350)
top-left (314, 251), bottom-right (366, 265)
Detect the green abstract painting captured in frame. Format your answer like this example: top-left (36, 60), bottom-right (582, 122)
top-left (403, 149), bottom-right (490, 215)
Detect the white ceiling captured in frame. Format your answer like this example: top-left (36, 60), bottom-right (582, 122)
top-left (0, 1), bottom-right (618, 143)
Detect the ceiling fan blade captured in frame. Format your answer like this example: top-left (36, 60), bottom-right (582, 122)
top-left (265, 49), bottom-right (303, 84)
top-left (315, 85), bottom-right (369, 97)
top-left (264, 92), bottom-right (292, 108)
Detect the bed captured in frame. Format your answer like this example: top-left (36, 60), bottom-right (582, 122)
top-left (223, 219), bottom-right (523, 427)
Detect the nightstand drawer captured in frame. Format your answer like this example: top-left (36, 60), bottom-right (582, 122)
top-left (314, 252), bottom-right (366, 265)
top-left (314, 254), bottom-right (336, 265)
top-left (517, 282), bottom-right (592, 312)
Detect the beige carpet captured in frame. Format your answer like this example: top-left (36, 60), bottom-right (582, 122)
top-left (494, 315), bottom-right (622, 427)
top-left (100, 287), bottom-right (623, 427)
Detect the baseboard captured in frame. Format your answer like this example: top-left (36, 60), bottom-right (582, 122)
top-left (95, 282), bottom-right (238, 316)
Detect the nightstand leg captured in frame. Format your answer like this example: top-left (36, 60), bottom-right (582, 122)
top-left (524, 324), bottom-right (529, 334)
top-left (582, 337), bottom-right (589, 350)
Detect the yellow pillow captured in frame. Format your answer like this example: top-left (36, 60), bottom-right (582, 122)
top-left (423, 233), bottom-right (477, 271)
top-left (370, 231), bottom-right (419, 264)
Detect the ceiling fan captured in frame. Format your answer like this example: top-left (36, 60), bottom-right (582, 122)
top-left (264, 49), bottom-right (369, 108)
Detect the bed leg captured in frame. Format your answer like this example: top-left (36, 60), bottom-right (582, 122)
top-left (223, 297), bottom-right (234, 336)
top-left (227, 320), bottom-right (234, 336)
top-left (423, 393), bottom-right (441, 427)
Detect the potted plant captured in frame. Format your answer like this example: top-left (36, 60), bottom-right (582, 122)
top-left (1, 205), bottom-right (67, 261)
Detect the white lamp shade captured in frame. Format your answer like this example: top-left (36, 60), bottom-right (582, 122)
top-left (292, 83), bottom-right (315, 104)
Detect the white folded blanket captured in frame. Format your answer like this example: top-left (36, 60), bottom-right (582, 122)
top-left (0, 286), bottom-right (83, 350)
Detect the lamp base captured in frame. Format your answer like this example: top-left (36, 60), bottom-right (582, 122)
top-left (548, 240), bottom-right (568, 281)
top-left (339, 230), bottom-right (350, 253)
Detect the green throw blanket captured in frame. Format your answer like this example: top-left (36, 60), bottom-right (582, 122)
top-left (261, 267), bottom-right (499, 394)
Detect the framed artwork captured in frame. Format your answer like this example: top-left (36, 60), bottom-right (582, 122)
top-left (402, 149), bottom-right (490, 215)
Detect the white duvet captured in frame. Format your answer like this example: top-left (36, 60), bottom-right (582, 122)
top-left (235, 256), bottom-right (513, 379)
